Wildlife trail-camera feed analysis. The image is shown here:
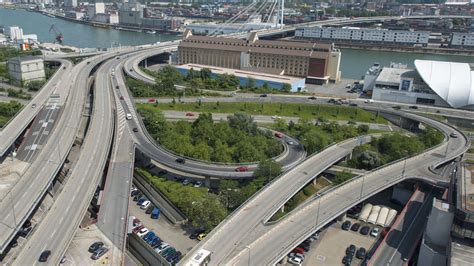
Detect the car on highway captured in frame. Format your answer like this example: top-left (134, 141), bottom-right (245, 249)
top-left (119, 96), bottom-right (124, 100)
top-left (140, 200), bottom-right (151, 209)
top-left (360, 226), bottom-right (370, 235)
top-left (126, 113), bottom-right (132, 120)
top-left (91, 247), bottom-right (109, 260)
top-left (115, 85), bottom-right (119, 89)
top-left (409, 105), bottom-right (418, 109)
top-left (197, 233), bottom-right (206, 241)
top-left (392, 105), bottom-right (401, 110)
top-left (349, 103), bottom-right (358, 107)
top-left (308, 96), bottom-right (317, 100)
top-left (132, 127), bottom-right (138, 132)
top-left (235, 166), bottom-right (249, 172)
top-left (287, 140), bottom-right (294, 145)
top-left (176, 158), bottom-right (186, 164)
top-left (356, 247), bottom-right (366, 259)
top-left (88, 241), bottom-right (104, 253)
top-left (260, 94), bottom-right (268, 97)
top-left (31, 103), bottom-right (36, 108)
top-left (136, 227), bottom-right (149, 237)
top-left (370, 227), bottom-right (380, 237)
top-left (450, 132), bottom-right (458, 138)
top-left (39, 250), bottom-right (51, 262)
top-left (271, 115), bottom-right (281, 119)
top-left (185, 112), bottom-right (195, 117)
top-left (148, 98), bottom-right (156, 103)
top-left (341, 220), bottom-right (351, 230)
top-left (328, 98), bottom-right (336, 103)
top-left (364, 99), bottom-right (374, 103)
top-left (145, 205), bottom-right (155, 214)
top-left (350, 223), bottom-right (361, 232)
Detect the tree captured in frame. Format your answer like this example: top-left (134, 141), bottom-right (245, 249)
top-left (333, 171), bottom-right (353, 185)
top-left (357, 124), bottom-right (370, 134)
top-left (246, 77), bottom-right (256, 89)
top-left (187, 68), bottom-right (196, 80)
top-left (351, 149), bottom-right (382, 170)
top-left (282, 83), bottom-right (292, 93)
top-left (227, 113), bottom-right (258, 135)
top-left (300, 128), bottom-right (331, 154)
top-left (187, 194), bottom-right (226, 232)
top-left (200, 68), bottom-right (212, 80)
top-left (254, 159), bottom-right (282, 184)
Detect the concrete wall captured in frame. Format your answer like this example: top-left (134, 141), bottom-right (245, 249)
top-left (372, 87), bottom-right (450, 108)
top-left (7, 59), bottom-right (45, 85)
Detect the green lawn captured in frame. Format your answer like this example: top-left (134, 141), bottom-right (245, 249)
top-left (139, 102), bottom-right (388, 124)
top-left (0, 101), bottom-right (22, 128)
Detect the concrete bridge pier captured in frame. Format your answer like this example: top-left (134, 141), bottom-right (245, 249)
top-left (204, 176), bottom-right (211, 188)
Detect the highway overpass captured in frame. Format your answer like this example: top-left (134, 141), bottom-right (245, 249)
top-left (181, 109), bottom-right (469, 265)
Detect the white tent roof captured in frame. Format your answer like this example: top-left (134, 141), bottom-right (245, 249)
top-left (414, 60), bottom-right (474, 108)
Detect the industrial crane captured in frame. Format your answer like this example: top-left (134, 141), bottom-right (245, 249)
top-left (49, 24), bottom-right (64, 43)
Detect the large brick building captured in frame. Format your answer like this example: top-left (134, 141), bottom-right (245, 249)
top-left (177, 30), bottom-right (341, 83)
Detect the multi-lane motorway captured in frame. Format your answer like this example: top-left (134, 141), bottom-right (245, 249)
top-left (0, 14), bottom-right (472, 265)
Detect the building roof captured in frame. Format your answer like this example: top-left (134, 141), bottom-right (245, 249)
top-left (376, 67), bottom-right (412, 86)
top-left (415, 60), bottom-right (474, 108)
top-left (8, 56), bottom-right (43, 63)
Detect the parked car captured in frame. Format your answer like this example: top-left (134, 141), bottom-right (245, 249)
top-left (356, 247), bottom-right (366, 259)
top-left (145, 205), bottom-right (155, 214)
top-left (132, 217), bottom-right (141, 229)
top-left (193, 181), bottom-right (203, 188)
top-left (346, 244), bottom-right (356, 255)
top-left (140, 200), bottom-right (151, 209)
top-left (370, 227), bottom-right (380, 237)
top-left (360, 226), bottom-right (370, 235)
top-left (143, 232), bottom-right (156, 242)
top-left (151, 207), bottom-right (161, 219)
top-left (168, 251), bottom-right (182, 262)
top-left (133, 192), bottom-right (142, 201)
top-left (341, 220), bottom-right (351, 231)
top-left (91, 247), bottom-right (109, 260)
top-left (132, 225), bottom-right (144, 234)
top-left (235, 166), bottom-right (249, 172)
top-left (342, 254), bottom-right (352, 265)
top-left (190, 229), bottom-right (205, 240)
top-left (39, 250), bottom-right (51, 262)
top-left (136, 228), bottom-right (149, 237)
top-left (154, 242), bottom-right (169, 253)
top-left (350, 223), bottom-right (361, 232)
top-left (88, 241), bottom-right (104, 253)
top-left (288, 256), bottom-right (303, 265)
top-left (182, 179), bottom-right (190, 185)
top-left (137, 197), bottom-right (148, 205)
top-left (161, 247), bottom-right (176, 257)
top-left (130, 188), bottom-right (139, 197)
top-left (197, 233), bottom-right (206, 241)
top-left (293, 247), bottom-right (305, 254)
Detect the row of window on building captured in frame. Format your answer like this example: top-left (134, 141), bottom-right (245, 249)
top-left (295, 27), bottom-right (474, 48)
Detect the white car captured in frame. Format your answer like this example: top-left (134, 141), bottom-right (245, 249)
top-left (140, 200), bottom-right (151, 209)
top-left (136, 227), bottom-right (149, 237)
top-left (271, 115), bottom-right (281, 119)
top-left (370, 227), bottom-right (380, 237)
top-left (287, 140), bottom-right (294, 145)
top-left (288, 256), bottom-right (303, 265)
top-left (365, 99), bottom-right (374, 103)
top-left (154, 242), bottom-right (169, 253)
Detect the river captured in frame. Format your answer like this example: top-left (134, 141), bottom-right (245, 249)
top-left (1, 7), bottom-right (473, 79)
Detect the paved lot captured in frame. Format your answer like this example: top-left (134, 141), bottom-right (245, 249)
top-left (305, 79), bottom-right (359, 99)
top-left (63, 225), bottom-right (119, 266)
top-left (129, 194), bottom-right (197, 255)
top-left (303, 219), bottom-right (377, 266)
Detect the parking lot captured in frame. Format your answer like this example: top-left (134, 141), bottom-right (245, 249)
top-left (303, 218), bottom-right (378, 266)
top-left (129, 191), bottom-right (197, 255)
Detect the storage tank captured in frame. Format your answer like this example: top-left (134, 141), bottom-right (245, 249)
top-left (367, 205), bottom-right (381, 224)
top-left (376, 207), bottom-right (389, 227)
top-left (385, 209), bottom-right (398, 227)
top-left (358, 203), bottom-right (373, 222)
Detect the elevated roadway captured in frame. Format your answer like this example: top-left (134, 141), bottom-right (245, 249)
top-left (13, 51), bottom-right (117, 265)
top-left (181, 109), bottom-right (469, 265)
top-left (0, 58), bottom-right (72, 157)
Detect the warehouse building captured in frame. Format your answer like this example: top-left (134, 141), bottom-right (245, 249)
top-left (178, 30), bottom-right (341, 84)
top-left (364, 60), bottom-right (474, 110)
top-left (8, 56), bottom-right (45, 86)
top-left (295, 26), bottom-right (430, 46)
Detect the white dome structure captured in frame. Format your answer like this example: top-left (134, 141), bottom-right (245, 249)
top-left (414, 60), bottom-right (474, 109)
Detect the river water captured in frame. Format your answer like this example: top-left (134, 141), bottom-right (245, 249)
top-left (1, 7), bottom-right (473, 79)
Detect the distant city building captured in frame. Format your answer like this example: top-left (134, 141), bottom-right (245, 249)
top-left (450, 32), bottom-right (474, 48)
top-left (64, 0), bottom-right (77, 8)
top-left (186, 22), bottom-right (279, 36)
top-left (119, 1), bottom-right (143, 26)
top-left (7, 26), bottom-right (23, 41)
top-left (418, 198), bottom-right (453, 266)
top-left (65, 11), bottom-right (85, 20)
top-left (295, 26), bottom-right (430, 46)
top-left (178, 30), bottom-right (341, 83)
top-left (7, 56), bottom-right (45, 85)
top-left (365, 60), bottom-right (474, 110)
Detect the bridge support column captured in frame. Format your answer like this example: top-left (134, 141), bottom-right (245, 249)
top-left (280, 205), bottom-right (285, 213)
top-left (144, 58), bottom-right (148, 68)
top-left (204, 176), bottom-right (211, 188)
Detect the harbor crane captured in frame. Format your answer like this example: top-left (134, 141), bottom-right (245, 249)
top-left (49, 24), bottom-right (64, 43)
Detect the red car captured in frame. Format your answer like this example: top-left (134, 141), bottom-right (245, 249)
top-left (132, 225), bottom-right (144, 234)
top-left (186, 112), bottom-right (195, 117)
top-left (293, 247), bottom-right (305, 254)
top-left (148, 98), bottom-right (156, 103)
top-left (235, 166), bottom-right (249, 172)
top-left (274, 132), bottom-right (283, 138)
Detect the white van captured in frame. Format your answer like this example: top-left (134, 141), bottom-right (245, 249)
top-left (126, 113), bottom-right (132, 120)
